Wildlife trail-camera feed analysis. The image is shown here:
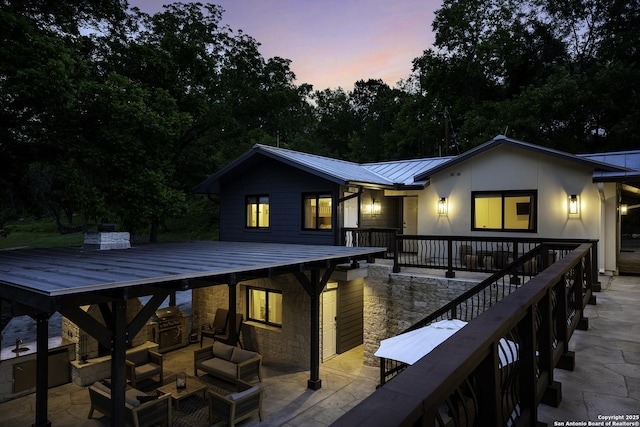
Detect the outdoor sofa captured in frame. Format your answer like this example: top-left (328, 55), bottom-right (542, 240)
top-left (194, 341), bottom-right (262, 383)
top-left (87, 380), bottom-right (172, 427)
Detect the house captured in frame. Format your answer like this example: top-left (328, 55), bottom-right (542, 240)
top-left (193, 135), bottom-right (640, 366)
top-left (195, 135), bottom-right (639, 273)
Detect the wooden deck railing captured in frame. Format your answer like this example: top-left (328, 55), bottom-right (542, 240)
top-left (333, 242), bottom-right (595, 427)
top-left (341, 228), bottom-right (599, 286)
top-left (378, 242), bottom-right (591, 386)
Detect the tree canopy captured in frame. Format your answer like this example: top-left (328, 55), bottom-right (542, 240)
top-left (1, 0), bottom-right (637, 238)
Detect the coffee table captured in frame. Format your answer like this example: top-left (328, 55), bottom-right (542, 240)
top-left (156, 375), bottom-right (208, 411)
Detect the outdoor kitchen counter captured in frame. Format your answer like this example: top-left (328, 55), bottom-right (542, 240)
top-left (0, 336), bottom-right (73, 361)
top-left (0, 336), bottom-right (75, 402)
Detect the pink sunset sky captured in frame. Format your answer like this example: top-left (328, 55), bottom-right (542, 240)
top-left (129, 0), bottom-right (439, 91)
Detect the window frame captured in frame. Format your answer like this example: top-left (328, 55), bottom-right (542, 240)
top-left (302, 192), bottom-right (333, 231)
top-left (471, 190), bottom-right (538, 233)
top-left (245, 194), bottom-right (270, 229)
top-left (245, 286), bottom-right (283, 327)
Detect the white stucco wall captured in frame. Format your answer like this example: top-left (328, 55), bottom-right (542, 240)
top-left (402, 145), bottom-right (615, 273)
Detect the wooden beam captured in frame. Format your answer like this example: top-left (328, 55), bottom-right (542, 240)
top-left (127, 291), bottom-right (171, 340)
top-left (59, 304), bottom-right (113, 349)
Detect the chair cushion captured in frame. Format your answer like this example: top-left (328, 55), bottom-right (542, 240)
top-left (135, 363), bottom-right (161, 378)
top-left (137, 395), bottom-right (158, 403)
top-left (92, 381), bottom-right (110, 394)
top-left (212, 341), bottom-right (235, 360)
top-left (231, 348), bottom-right (257, 364)
top-left (229, 386), bottom-right (259, 401)
top-left (125, 389), bottom-right (142, 407)
top-left (198, 358), bottom-right (236, 379)
top-left (127, 349), bottom-right (148, 365)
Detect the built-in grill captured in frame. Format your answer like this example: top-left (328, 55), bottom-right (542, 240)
top-left (150, 306), bottom-right (188, 352)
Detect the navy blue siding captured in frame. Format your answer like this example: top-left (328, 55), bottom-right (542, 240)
top-left (219, 158), bottom-right (340, 245)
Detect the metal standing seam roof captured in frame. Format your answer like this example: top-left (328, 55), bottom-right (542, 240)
top-left (194, 144), bottom-right (458, 192)
top-left (413, 135), bottom-right (633, 181)
top-left (194, 137), bottom-right (639, 194)
top-left (0, 241), bottom-right (385, 298)
top-left (252, 144), bottom-right (397, 187)
top-left (579, 150), bottom-right (640, 181)
top-left (363, 157), bottom-right (455, 187)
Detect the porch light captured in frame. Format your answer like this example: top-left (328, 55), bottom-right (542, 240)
top-left (438, 197), bottom-right (447, 216)
top-left (371, 199), bottom-right (381, 215)
top-left (620, 204), bottom-right (628, 215)
top-left (568, 194), bottom-right (579, 216)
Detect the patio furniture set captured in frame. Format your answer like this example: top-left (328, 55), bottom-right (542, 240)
top-left (87, 308), bottom-right (263, 427)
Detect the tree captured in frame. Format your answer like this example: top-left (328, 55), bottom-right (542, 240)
top-left (0, 0), bottom-right (127, 229)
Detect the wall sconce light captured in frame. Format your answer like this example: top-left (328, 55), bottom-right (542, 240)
top-left (568, 194), bottom-right (579, 216)
top-left (438, 197), bottom-right (447, 216)
top-left (371, 199), bottom-right (381, 215)
top-left (620, 204), bottom-right (628, 215)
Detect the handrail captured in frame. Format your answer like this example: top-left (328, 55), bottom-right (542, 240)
top-left (334, 243), bottom-right (594, 426)
top-left (378, 242), bottom-right (585, 386)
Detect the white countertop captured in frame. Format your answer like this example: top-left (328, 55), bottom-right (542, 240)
top-left (1, 337), bottom-right (73, 361)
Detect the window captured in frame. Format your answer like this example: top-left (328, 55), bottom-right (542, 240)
top-left (246, 195), bottom-right (269, 228)
top-left (246, 287), bottom-right (282, 327)
top-left (472, 191), bottom-right (537, 232)
top-left (303, 193), bottom-right (332, 230)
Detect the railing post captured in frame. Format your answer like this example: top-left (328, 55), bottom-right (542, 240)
top-left (446, 238), bottom-right (455, 278)
top-left (393, 233), bottom-right (400, 273)
top-left (539, 288), bottom-right (562, 407)
top-left (517, 307), bottom-right (540, 426)
top-left (476, 343), bottom-right (500, 426)
top-left (555, 276), bottom-right (575, 371)
top-left (574, 260), bottom-right (589, 331)
top-left (379, 358), bottom-right (387, 386)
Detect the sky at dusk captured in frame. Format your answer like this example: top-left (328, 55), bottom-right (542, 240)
top-left (129, 0), bottom-right (439, 91)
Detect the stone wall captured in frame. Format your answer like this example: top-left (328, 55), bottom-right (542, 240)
top-left (192, 275), bottom-right (313, 369)
top-left (363, 264), bottom-right (480, 366)
top-left (192, 265), bottom-right (482, 369)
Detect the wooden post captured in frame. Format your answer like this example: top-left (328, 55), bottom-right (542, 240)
top-left (34, 312), bottom-right (51, 427)
top-left (227, 274), bottom-right (238, 346)
top-left (294, 266), bottom-right (335, 390)
top-left (111, 300), bottom-right (127, 427)
top-left (308, 269), bottom-right (321, 390)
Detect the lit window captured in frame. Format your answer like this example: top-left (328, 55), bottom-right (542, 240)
top-left (247, 287), bottom-right (282, 327)
top-left (472, 191), bottom-right (537, 232)
top-left (246, 195), bottom-right (269, 228)
top-left (303, 193), bottom-right (332, 230)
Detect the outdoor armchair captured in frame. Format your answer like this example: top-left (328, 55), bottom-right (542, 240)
top-left (125, 347), bottom-right (163, 388)
top-left (208, 380), bottom-right (263, 426)
top-left (201, 307), bottom-right (229, 347)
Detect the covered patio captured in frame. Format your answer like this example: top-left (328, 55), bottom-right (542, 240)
top-left (0, 241), bottom-right (384, 427)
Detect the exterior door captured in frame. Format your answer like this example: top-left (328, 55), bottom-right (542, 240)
top-left (403, 196), bottom-right (418, 252)
top-left (322, 289), bottom-right (337, 360)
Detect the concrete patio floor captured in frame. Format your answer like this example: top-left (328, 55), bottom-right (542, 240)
top-left (0, 274), bottom-right (638, 426)
top-left (0, 344), bottom-right (378, 427)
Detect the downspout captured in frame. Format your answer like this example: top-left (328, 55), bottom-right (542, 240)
top-left (598, 182), bottom-right (607, 275)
